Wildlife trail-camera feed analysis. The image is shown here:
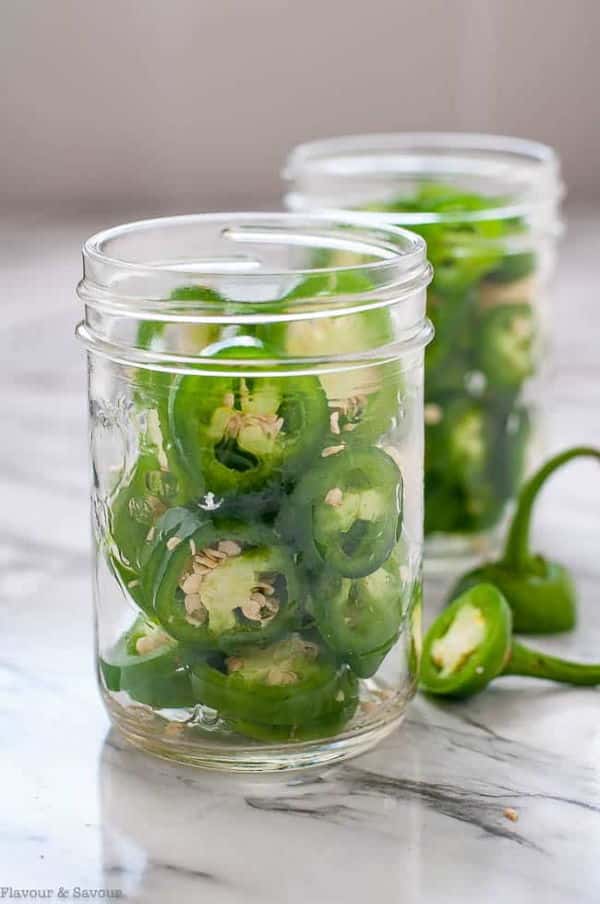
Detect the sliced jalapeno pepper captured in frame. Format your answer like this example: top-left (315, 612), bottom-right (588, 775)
top-left (425, 290), bottom-right (474, 397)
top-left (228, 705), bottom-right (356, 743)
top-left (283, 446), bottom-right (403, 578)
top-left (426, 398), bottom-right (490, 484)
top-left (422, 583), bottom-right (600, 699)
top-left (168, 346), bottom-right (328, 499)
top-left (484, 250), bottom-right (536, 284)
top-left (449, 447), bottom-right (600, 633)
top-left (311, 542), bottom-right (411, 677)
top-left (109, 439), bottom-right (196, 612)
top-left (476, 302), bottom-right (535, 391)
top-left (100, 617), bottom-right (195, 708)
top-left (190, 633), bottom-right (358, 730)
top-left (135, 285), bottom-right (225, 407)
top-left (258, 273), bottom-right (399, 444)
top-left (151, 516), bottom-right (302, 650)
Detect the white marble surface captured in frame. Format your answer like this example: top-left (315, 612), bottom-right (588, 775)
top-left (1, 208), bottom-right (599, 903)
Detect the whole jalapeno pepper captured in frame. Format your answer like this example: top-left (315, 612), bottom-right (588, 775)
top-left (475, 302), bottom-right (535, 391)
top-left (282, 445), bottom-right (403, 578)
top-left (150, 513), bottom-right (303, 650)
top-left (257, 272), bottom-right (400, 444)
top-left (167, 343), bottom-right (329, 500)
top-left (421, 583), bottom-right (600, 699)
top-left (449, 447), bottom-right (600, 633)
top-left (189, 633), bottom-right (358, 731)
top-left (311, 541), bottom-right (411, 678)
top-left (100, 617), bottom-right (195, 708)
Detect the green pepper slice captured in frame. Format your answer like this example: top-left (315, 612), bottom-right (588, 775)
top-left (422, 583), bottom-right (600, 699)
top-left (449, 447), bottom-right (600, 633)
top-left (311, 543), bottom-right (411, 677)
top-left (100, 617), bottom-right (195, 708)
top-left (282, 446), bottom-right (403, 578)
top-left (109, 438), bottom-right (196, 612)
top-left (151, 517), bottom-right (302, 650)
top-left (476, 302), bottom-right (535, 391)
top-left (484, 250), bottom-right (536, 284)
top-left (167, 346), bottom-right (328, 499)
top-left (420, 584), bottom-right (512, 698)
top-left (257, 273), bottom-right (400, 444)
top-left (190, 633), bottom-right (358, 729)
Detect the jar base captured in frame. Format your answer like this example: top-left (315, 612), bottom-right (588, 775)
top-left (102, 689), bottom-right (409, 773)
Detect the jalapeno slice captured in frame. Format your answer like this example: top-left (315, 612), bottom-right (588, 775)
top-left (168, 349), bottom-right (328, 498)
top-left (100, 618), bottom-right (195, 708)
top-left (257, 273), bottom-right (399, 444)
top-left (151, 517), bottom-right (302, 650)
top-left (311, 543), bottom-right (411, 677)
top-left (420, 584), bottom-right (512, 698)
top-left (190, 633), bottom-right (358, 729)
top-left (476, 302), bottom-right (535, 391)
top-left (283, 446), bottom-right (403, 578)
top-left (109, 441), bottom-right (196, 612)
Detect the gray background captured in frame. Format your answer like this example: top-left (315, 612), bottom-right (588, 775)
top-left (1, 0), bottom-right (598, 213)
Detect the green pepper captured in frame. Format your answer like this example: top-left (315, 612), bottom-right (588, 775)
top-left (257, 272), bottom-right (399, 444)
top-left (100, 617), bottom-right (195, 708)
top-left (420, 584), bottom-right (512, 697)
top-left (135, 285), bottom-right (224, 408)
top-left (151, 514), bottom-right (302, 650)
top-left (190, 633), bottom-right (358, 732)
top-left (311, 542), bottom-right (411, 677)
top-left (167, 345), bottom-right (328, 500)
top-left (476, 302), bottom-right (535, 391)
top-left (426, 397), bottom-right (493, 487)
top-left (425, 290), bottom-right (473, 397)
top-left (421, 583), bottom-right (600, 699)
top-left (109, 436), bottom-right (196, 612)
top-left (449, 447), bottom-right (600, 633)
top-left (282, 445), bottom-right (403, 578)
top-left (484, 251), bottom-right (536, 284)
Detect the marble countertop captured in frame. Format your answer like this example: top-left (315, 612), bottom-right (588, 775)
top-left (1, 208), bottom-right (599, 903)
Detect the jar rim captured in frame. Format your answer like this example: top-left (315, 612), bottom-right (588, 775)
top-left (80, 211), bottom-right (430, 304)
top-left (283, 132), bottom-right (564, 225)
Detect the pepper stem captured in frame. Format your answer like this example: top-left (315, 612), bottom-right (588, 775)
top-left (504, 640), bottom-right (600, 686)
top-left (501, 447), bottom-right (600, 571)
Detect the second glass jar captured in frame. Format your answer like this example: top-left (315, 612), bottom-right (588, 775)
top-left (283, 133), bottom-right (564, 564)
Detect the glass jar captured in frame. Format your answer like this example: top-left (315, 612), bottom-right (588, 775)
top-left (76, 213), bottom-right (432, 771)
top-left (283, 134), bottom-right (564, 566)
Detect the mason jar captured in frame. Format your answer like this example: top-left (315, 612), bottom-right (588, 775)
top-left (283, 134), bottom-right (564, 565)
top-left (76, 213), bottom-right (433, 771)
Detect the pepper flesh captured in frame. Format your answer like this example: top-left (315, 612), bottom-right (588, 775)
top-left (100, 618), bottom-right (195, 708)
top-left (168, 345), bottom-right (328, 499)
top-left (189, 633), bottom-right (358, 729)
top-left (311, 541), bottom-right (411, 677)
top-left (150, 512), bottom-right (302, 650)
top-left (282, 445), bottom-right (403, 578)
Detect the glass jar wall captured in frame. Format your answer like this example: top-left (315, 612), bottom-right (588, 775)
top-left (77, 213), bottom-right (432, 770)
top-left (283, 134), bottom-right (564, 565)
